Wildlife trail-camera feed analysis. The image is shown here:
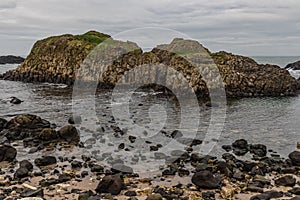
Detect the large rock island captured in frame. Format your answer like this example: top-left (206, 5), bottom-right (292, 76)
top-left (2, 31), bottom-right (297, 98)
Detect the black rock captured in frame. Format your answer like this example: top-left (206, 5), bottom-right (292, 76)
top-left (275, 175), bottom-right (296, 187)
top-left (205, 102), bottom-right (219, 107)
top-left (250, 190), bottom-right (283, 200)
top-left (222, 153), bottom-right (236, 161)
top-left (233, 169), bottom-right (244, 181)
top-left (216, 161), bottom-right (232, 177)
top-left (170, 130), bottom-right (183, 139)
top-left (34, 156), bottom-right (57, 167)
top-left (150, 146), bottom-right (159, 151)
top-left (0, 145), bottom-right (17, 162)
top-left (191, 170), bottom-right (221, 189)
top-left (20, 160), bottom-right (33, 171)
top-left (232, 139), bottom-right (248, 149)
top-left (68, 115), bottom-right (82, 124)
top-left (38, 128), bottom-right (58, 141)
top-left (247, 184), bottom-right (264, 193)
top-left (128, 135), bottom-right (136, 143)
top-left (202, 191), bottom-right (215, 200)
top-left (78, 193), bottom-right (90, 200)
top-left (222, 145), bottom-right (232, 152)
top-left (58, 125), bottom-right (80, 142)
top-left (81, 171), bottom-right (89, 178)
top-left (90, 164), bottom-right (104, 173)
top-left (10, 97), bottom-right (23, 104)
top-left (178, 168), bottom-right (190, 177)
top-left (125, 190), bottom-right (137, 196)
top-left (14, 167), bottom-right (29, 179)
top-left (233, 148), bottom-right (248, 156)
top-left (4, 114), bottom-right (51, 141)
top-left (250, 144), bottom-right (267, 157)
top-left (118, 143), bottom-right (125, 150)
top-left (289, 188), bottom-right (300, 195)
top-left (95, 175), bottom-right (124, 195)
top-left (285, 61), bottom-right (300, 70)
top-left (289, 151), bottom-right (300, 166)
top-left (71, 160), bottom-right (82, 169)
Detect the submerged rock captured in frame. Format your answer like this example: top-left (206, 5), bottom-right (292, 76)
top-left (10, 97), bottom-right (23, 104)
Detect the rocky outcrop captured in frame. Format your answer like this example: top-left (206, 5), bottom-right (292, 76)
top-left (2, 31), bottom-right (298, 98)
top-left (0, 55), bottom-right (24, 64)
top-left (285, 61), bottom-right (300, 70)
top-left (2, 31), bottom-right (111, 85)
top-left (0, 114), bottom-right (80, 146)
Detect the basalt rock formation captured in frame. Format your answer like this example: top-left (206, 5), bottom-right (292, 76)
top-left (285, 60), bottom-right (300, 70)
top-left (2, 31), bottom-right (297, 98)
top-left (0, 55), bottom-right (24, 65)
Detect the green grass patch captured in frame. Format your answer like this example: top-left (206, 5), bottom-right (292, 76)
top-left (75, 31), bottom-right (111, 45)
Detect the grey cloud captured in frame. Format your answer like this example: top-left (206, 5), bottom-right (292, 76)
top-left (0, 0), bottom-right (299, 56)
top-left (0, 0), bottom-right (16, 9)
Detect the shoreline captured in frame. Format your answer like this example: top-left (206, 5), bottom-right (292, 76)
top-left (0, 114), bottom-right (299, 199)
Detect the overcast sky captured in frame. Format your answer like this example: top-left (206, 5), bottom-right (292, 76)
top-left (0, 0), bottom-right (300, 56)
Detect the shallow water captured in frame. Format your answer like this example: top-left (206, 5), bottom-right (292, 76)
top-left (0, 64), bottom-right (299, 173)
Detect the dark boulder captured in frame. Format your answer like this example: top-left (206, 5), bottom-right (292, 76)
top-left (2, 114), bottom-right (51, 140)
top-left (95, 175), bottom-right (124, 195)
top-left (250, 144), bottom-right (267, 157)
top-left (10, 97), bottom-right (23, 104)
top-left (250, 190), bottom-right (283, 200)
top-left (14, 167), bottom-right (29, 179)
top-left (289, 151), bottom-right (300, 166)
top-left (275, 175), bottom-right (296, 187)
top-left (232, 139), bottom-right (249, 156)
top-left (0, 145), bottom-right (17, 162)
top-left (232, 139), bottom-right (248, 149)
top-left (38, 128), bottom-right (58, 141)
top-left (20, 160), bottom-right (33, 171)
top-left (68, 115), bottom-right (82, 124)
top-left (285, 61), bottom-right (300, 70)
top-left (58, 125), bottom-right (80, 142)
top-left (191, 170), bottom-right (221, 189)
top-left (34, 156), bottom-right (57, 167)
